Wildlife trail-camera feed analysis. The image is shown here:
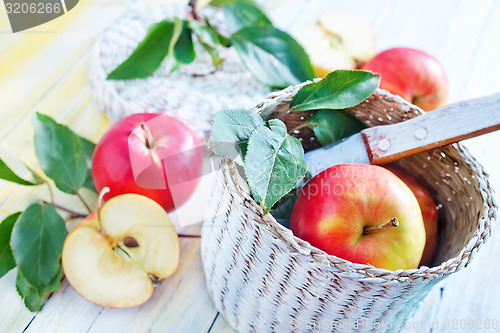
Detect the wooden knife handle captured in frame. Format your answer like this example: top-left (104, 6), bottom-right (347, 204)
top-left (361, 92), bottom-right (500, 165)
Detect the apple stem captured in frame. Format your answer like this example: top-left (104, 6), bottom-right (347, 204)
top-left (178, 234), bottom-right (201, 238)
top-left (188, 0), bottom-right (201, 21)
top-left (140, 122), bottom-right (154, 149)
top-left (42, 200), bottom-right (87, 219)
top-left (97, 187), bottom-right (110, 232)
top-left (363, 217), bottom-right (399, 235)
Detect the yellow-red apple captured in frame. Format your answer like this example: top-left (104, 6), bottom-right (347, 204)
top-left (361, 47), bottom-right (448, 111)
top-left (385, 166), bottom-right (438, 266)
top-left (289, 164), bottom-right (425, 271)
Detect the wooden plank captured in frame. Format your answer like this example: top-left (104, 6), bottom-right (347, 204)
top-left (0, 0), bottom-right (140, 141)
top-left (22, 239), bottom-right (218, 333)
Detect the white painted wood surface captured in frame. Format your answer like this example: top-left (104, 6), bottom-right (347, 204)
top-left (0, 0), bottom-right (499, 332)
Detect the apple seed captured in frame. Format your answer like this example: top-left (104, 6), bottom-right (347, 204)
top-left (124, 236), bottom-right (139, 248)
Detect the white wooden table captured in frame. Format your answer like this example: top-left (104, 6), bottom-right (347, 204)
top-left (0, 0), bottom-right (499, 332)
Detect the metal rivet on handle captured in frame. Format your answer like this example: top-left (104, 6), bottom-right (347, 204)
top-left (378, 139), bottom-right (391, 151)
top-left (414, 128), bottom-right (428, 140)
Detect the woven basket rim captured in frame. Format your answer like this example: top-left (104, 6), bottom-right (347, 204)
top-left (220, 85), bottom-right (496, 282)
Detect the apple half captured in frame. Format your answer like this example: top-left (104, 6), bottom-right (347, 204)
top-left (62, 194), bottom-right (179, 308)
top-left (295, 11), bottom-right (376, 77)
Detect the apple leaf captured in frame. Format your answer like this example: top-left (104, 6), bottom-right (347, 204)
top-left (32, 112), bottom-right (87, 194)
top-left (107, 18), bottom-right (182, 80)
top-left (307, 109), bottom-right (366, 146)
top-left (208, 109), bottom-right (264, 165)
top-left (0, 148), bottom-right (44, 186)
top-left (189, 20), bottom-right (224, 67)
top-left (0, 212), bottom-right (21, 279)
top-left (174, 21), bottom-right (196, 65)
top-left (189, 20), bottom-right (220, 48)
top-left (290, 70), bottom-right (380, 111)
top-left (268, 189), bottom-right (299, 228)
top-left (10, 203), bottom-right (67, 293)
top-left (245, 119), bottom-right (306, 212)
top-left (16, 265), bottom-right (62, 312)
top-left (215, 0), bottom-right (272, 33)
top-left (79, 136), bottom-right (96, 192)
top-left (231, 25), bottom-right (315, 89)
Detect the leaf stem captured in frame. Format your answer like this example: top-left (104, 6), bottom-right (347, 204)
top-left (42, 201), bottom-right (87, 218)
top-left (75, 191), bottom-right (92, 213)
top-left (288, 122), bottom-right (311, 134)
top-left (45, 182), bottom-right (55, 204)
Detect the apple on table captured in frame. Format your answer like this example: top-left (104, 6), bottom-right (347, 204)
top-left (92, 113), bottom-right (204, 213)
top-left (361, 47), bottom-right (448, 111)
top-left (62, 193), bottom-right (180, 308)
top-left (295, 11), bottom-right (376, 77)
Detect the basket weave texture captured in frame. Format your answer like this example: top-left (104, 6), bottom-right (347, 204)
top-left (87, 3), bottom-right (270, 135)
top-left (201, 84), bottom-right (497, 332)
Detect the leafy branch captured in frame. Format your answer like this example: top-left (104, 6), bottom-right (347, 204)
top-left (207, 69), bottom-right (380, 213)
top-left (0, 113), bottom-right (98, 312)
top-left (106, 0), bottom-right (315, 89)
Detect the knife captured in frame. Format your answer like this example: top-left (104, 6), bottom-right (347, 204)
top-left (304, 92), bottom-right (500, 177)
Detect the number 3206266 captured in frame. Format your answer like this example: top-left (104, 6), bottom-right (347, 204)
top-left (5, 2), bottom-right (62, 14)
top-left (444, 319), bottom-right (498, 330)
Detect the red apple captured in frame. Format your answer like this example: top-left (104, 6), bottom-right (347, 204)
top-left (289, 164), bottom-right (425, 271)
top-left (385, 166), bottom-right (438, 267)
top-left (361, 47), bottom-right (448, 111)
top-left (92, 113), bottom-right (203, 212)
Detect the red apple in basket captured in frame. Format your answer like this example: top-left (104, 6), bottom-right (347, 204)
top-left (62, 193), bottom-right (179, 308)
top-left (92, 113), bottom-right (204, 212)
top-left (385, 166), bottom-right (439, 266)
top-left (361, 47), bottom-right (448, 111)
top-left (289, 164), bottom-right (425, 271)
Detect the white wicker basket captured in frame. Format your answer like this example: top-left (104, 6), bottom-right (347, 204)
top-left (201, 85), bottom-right (497, 332)
top-left (87, 3), bottom-right (270, 135)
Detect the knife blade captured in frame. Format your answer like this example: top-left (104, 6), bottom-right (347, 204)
top-left (304, 92), bottom-right (500, 177)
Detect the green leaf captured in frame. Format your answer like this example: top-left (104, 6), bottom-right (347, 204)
top-left (245, 119), bottom-right (307, 211)
top-left (174, 21), bottom-right (196, 64)
top-left (219, 0), bottom-right (272, 33)
top-left (189, 20), bottom-right (220, 48)
top-left (208, 109), bottom-right (264, 165)
top-left (16, 271), bottom-right (44, 312)
top-left (268, 189), bottom-right (298, 228)
top-left (205, 19), bottom-right (231, 47)
top-left (16, 265), bottom-right (62, 312)
top-left (32, 112), bottom-right (87, 194)
top-left (231, 25), bottom-right (315, 89)
top-left (0, 148), bottom-right (43, 186)
top-left (107, 19), bottom-right (181, 80)
top-left (307, 109), bottom-right (366, 146)
top-left (79, 136), bottom-right (96, 192)
top-left (189, 20), bottom-right (224, 67)
top-left (0, 213), bottom-right (21, 279)
top-left (10, 203), bottom-right (68, 292)
top-left (290, 70), bottom-right (380, 111)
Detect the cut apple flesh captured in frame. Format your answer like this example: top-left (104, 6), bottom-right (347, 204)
top-left (319, 11), bottom-right (376, 63)
top-left (295, 11), bottom-right (376, 77)
top-left (62, 194), bottom-right (179, 308)
top-left (296, 24), bottom-right (356, 77)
